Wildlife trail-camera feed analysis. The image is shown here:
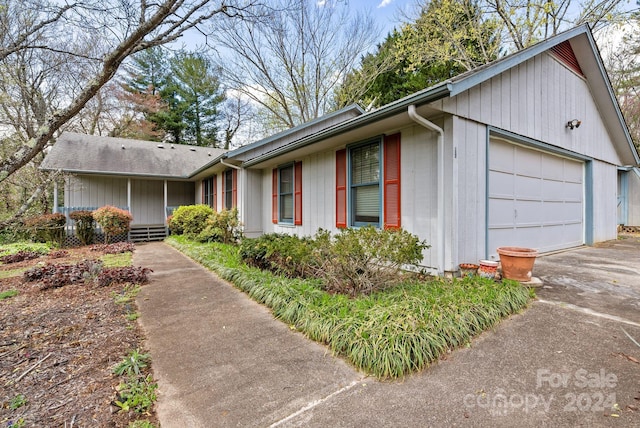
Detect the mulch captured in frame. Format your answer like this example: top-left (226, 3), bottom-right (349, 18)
top-left (0, 246), bottom-right (157, 427)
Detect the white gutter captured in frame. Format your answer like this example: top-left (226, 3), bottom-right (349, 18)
top-left (408, 104), bottom-right (445, 275)
top-left (220, 158), bottom-right (242, 170)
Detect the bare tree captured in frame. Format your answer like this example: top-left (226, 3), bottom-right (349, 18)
top-left (484, 0), bottom-right (631, 51)
top-left (0, 0), bottom-right (260, 184)
top-left (212, 0), bottom-right (379, 131)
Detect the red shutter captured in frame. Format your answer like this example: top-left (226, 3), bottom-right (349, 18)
top-left (213, 175), bottom-right (217, 211)
top-left (384, 133), bottom-right (401, 229)
top-left (336, 149), bottom-right (347, 228)
top-left (294, 161), bottom-right (302, 225)
top-left (232, 169), bottom-right (238, 208)
top-left (221, 172), bottom-right (225, 208)
top-left (272, 169), bottom-right (278, 223)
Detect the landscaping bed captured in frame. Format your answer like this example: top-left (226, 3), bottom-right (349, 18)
top-left (167, 235), bottom-right (533, 379)
top-left (0, 243), bottom-right (157, 427)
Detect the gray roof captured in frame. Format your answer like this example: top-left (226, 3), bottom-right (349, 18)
top-left (41, 132), bottom-right (227, 178)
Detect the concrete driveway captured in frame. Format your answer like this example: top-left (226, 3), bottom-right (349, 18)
top-left (135, 239), bottom-right (640, 427)
top-left (534, 235), bottom-right (640, 325)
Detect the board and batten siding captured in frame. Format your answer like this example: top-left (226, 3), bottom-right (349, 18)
top-left (259, 125), bottom-right (440, 270)
top-left (438, 52), bottom-right (622, 166)
top-left (450, 117), bottom-right (487, 267)
top-left (591, 160), bottom-right (618, 243)
top-left (627, 170), bottom-right (640, 226)
top-left (167, 181), bottom-right (195, 207)
top-left (130, 179), bottom-right (164, 225)
top-left (65, 176), bottom-right (127, 209)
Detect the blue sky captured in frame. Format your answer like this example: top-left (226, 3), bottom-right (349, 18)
top-left (349, 0), bottom-right (413, 35)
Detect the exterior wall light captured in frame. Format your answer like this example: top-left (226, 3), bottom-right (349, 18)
top-left (566, 119), bottom-right (581, 129)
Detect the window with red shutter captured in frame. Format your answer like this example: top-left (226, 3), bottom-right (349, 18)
top-left (213, 175), bottom-right (217, 211)
top-left (232, 169), bottom-right (237, 208)
top-left (336, 149), bottom-right (347, 228)
top-left (294, 161), bottom-right (302, 225)
top-left (272, 169), bottom-right (278, 223)
top-left (383, 133), bottom-right (401, 229)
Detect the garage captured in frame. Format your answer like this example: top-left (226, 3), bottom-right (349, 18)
top-left (487, 138), bottom-right (584, 258)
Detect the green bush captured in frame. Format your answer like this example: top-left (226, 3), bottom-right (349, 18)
top-left (240, 233), bottom-right (317, 277)
top-left (240, 227), bottom-right (427, 295)
top-left (23, 213), bottom-right (66, 245)
top-left (170, 205), bottom-right (213, 238)
top-left (69, 210), bottom-right (95, 245)
top-left (0, 241), bottom-right (51, 257)
top-left (318, 226), bottom-right (429, 295)
top-left (93, 206), bottom-right (133, 243)
top-left (196, 208), bottom-right (243, 244)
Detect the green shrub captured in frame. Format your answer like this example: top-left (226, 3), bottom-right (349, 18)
top-left (0, 242), bottom-right (51, 257)
top-left (170, 205), bottom-right (213, 238)
top-left (69, 210), bottom-right (95, 245)
top-left (93, 206), bottom-right (133, 243)
top-left (240, 227), bottom-right (428, 295)
top-left (23, 213), bottom-right (66, 245)
top-left (317, 226), bottom-right (429, 295)
top-left (196, 208), bottom-right (243, 244)
top-left (240, 233), bottom-right (317, 277)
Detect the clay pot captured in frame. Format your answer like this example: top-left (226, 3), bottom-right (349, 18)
top-left (496, 247), bottom-right (538, 281)
top-left (459, 263), bottom-right (479, 277)
top-left (478, 260), bottom-right (499, 279)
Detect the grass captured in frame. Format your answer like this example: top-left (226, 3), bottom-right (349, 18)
top-left (0, 242), bottom-right (51, 258)
top-left (0, 289), bottom-right (19, 300)
top-left (166, 236), bottom-right (532, 379)
top-left (0, 268), bottom-right (27, 279)
top-left (102, 252), bottom-right (133, 267)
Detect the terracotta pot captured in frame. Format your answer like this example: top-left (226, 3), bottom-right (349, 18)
top-left (497, 247), bottom-right (538, 281)
top-left (459, 263), bottom-right (479, 278)
top-left (478, 260), bottom-right (499, 279)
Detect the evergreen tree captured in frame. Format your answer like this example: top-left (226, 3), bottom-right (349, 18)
top-left (338, 0), bottom-right (501, 109)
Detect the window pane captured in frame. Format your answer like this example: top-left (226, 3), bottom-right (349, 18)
top-left (354, 184), bottom-right (379, 223)
top-left (280, 165), bottom-right (293, 194)
top-left (280, 194), bottom-right (293, 221)
top-left (351, 143), bottom-right (379, 185)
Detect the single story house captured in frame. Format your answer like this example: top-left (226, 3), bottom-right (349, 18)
top-left (42, 24), bottom-right (640, 274)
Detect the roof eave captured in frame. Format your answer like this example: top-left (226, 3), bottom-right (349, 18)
top-left (240, 84), bottom-right (452, 168)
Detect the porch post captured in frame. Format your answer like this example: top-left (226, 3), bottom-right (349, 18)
top-left (164, 180), bottom-right (168, 222)
top-left (53, 181), bottom-right (58, 213)
top-left (127, 178), bottom-right (131, 211)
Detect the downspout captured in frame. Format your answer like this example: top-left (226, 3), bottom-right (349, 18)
top-left (220, 158), bottom-right (242, 170)
top-left (408, 104), bottom-right (445, 275)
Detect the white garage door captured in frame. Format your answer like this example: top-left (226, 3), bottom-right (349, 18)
top-left (488, 139), bottom-right (584, 258)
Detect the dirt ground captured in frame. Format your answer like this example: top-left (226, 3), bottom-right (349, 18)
top-left (0, 246), bottom-right (157, 427)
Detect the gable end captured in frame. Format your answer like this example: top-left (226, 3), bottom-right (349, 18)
top-left (550, 41), bottom-right (584, 77)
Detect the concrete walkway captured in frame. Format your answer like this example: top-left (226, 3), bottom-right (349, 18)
top-left (135, 242), bottom-right (640, 427)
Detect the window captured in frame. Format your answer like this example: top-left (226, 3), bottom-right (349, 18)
top-left (202, 176), bottom-right (216, 209)
top-left (279, 164), bottom-right (294, 223)
top-left (272, 161), bottom-right (302, 225)
top-left (223, 169), bottom-right (236, 210)
top-left (350, 141), bottom-right (381, 226)
top-left (335, 133), bottom-right (401, 229)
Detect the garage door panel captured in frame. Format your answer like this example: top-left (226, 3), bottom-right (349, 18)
top-left (489, 198), bottom-right (514, 226)
top-left (514, 200), bottom-right (544, 223)
top-left (563, 182), bottom-right (582, 200)
top-left (489, 140), bottom-right (515, 172)
top-left (563, 160), bottom-right (584, 182)
top-left (514, 151), bottom-right (542, 177)
top-left (515, 175), bottom-right (541, 199)
top-left (489, 170), bottom-right (515, 197)
top-left (489, 139), bottom-right (584, 258)
top-left (541, 156), bottom-right (565, 180)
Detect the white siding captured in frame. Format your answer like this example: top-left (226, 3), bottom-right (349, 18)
top-left (167, 181), bottom-right (195, 206)
top-left (258, 125), bottom-right (441, 270)
top-left (65, 176), bottom-right (127, 208)
top-left (441, 53), bottom-right (623, 166)
top-left (627, 169), bottom-right (640, 226)
top-left (131, 179), bottom-right (164, 225)
top-left (451, 117), bottom-right (487, 266)
top-left (591, 160), bottom-right (618, 243)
